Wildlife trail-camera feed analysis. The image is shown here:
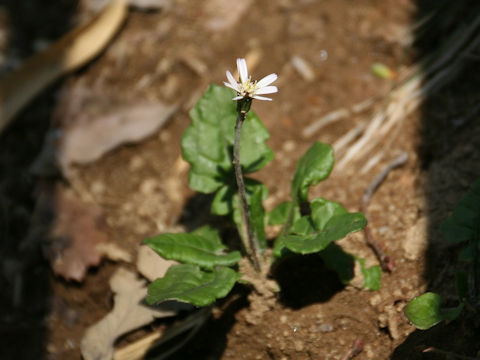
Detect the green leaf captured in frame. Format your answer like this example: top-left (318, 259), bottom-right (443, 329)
top-left (232, 181), bottom-right (268, 248)
top-left (211, 185), bottom-right (235, 215)
top-left (250, 184), bottom-right (267, 250)
top-left (144, 232), bottom-right (241, 270)
top-left (283, 212), bottom-right (366, 254)
top-left (310, 198), bottom-right (348, 230)
top-left (267, 201), bottom-right (293, 225)
top-left (146, 264), bottom-right (241, 307)
top-left (291, 142), bottom-right (334, 203)
top-left (405, 292), bottom-right (444, 330)
top-left (357, 258), bottom-right (381, 290)
top-left (318, 243), bottom-right (355, 284)
top-left (404, 292), bottom-right (463, 330)
top-left (441, 180), bottom-right (480, 244)
top-left (181, 85), bottom-right (274, 193)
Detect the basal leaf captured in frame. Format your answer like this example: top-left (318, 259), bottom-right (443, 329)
top-left (146, 264), bottom-right (241, 307)
top-left (250, 184), bottom-right (267, 250)
top-left (310, 198), bottom-right (348, 230)
top-left (211, 179), bottom-right (265, 216)
top-left (318, 243), bottom-right (355, 284)
top-left (232, 181), bottom-right (268, 250)
top-left (291, 142), bottom-right (334, 203)
top-left (267, 201), bottom-right (293, 225)
top-left (405, 292), bottom-right (444, 330)
top-left (211, 184), bottom-right (235, 215)
top-left (144, 232), bottom-right (241, 270)
top-left (283, 213), bottom-right (366, 254)
top-left (405, 292), bottom-right (464, 330)
top-left (181, 85), bottom-right (273, 193)
top-left (441, 179), bottom-right (480, 244)
top-left (358, 258), bottom-right (381, 290)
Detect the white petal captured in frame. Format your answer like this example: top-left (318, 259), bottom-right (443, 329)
top-left (253, 95), bottom-right (273, 101)
top-left (257, 73), bottom-right (278, 88)
top-left (237, 58), bottom-right (249, 84)
top-left (226, 70), bottom-right (238, 87)
top-left (232, 95), bottom-right (244, 100)
top-left (255, 86), bottom-right (278, 95)
top-left (224, 81), bottom-right (240, 92)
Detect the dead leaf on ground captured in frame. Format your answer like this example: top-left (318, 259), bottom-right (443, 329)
top-left (137, 245), bottom-right (177, 282)
top-left (32, 82), bottom-right (178, 177)
top-left (203, 0), bottom-right (253, 31)
top-left (81, 267), bottom-right (181, 360)
top-left (37, 185), bottom-right (129, 281)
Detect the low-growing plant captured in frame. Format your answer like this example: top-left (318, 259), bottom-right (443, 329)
top-left (144, 58), bottom-right (380, 308)
top-left (405, 180), bottom-right (480, 330)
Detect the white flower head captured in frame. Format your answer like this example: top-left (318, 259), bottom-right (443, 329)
top-left (224, 58), bottom-right (278, 101)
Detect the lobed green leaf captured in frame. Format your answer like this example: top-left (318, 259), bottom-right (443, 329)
top-left (291, 142), bottom-right (334, 203)
top-left (405, 292), bottom-right (463, 330)
top-left (283, 211), bottom-right (366, 255)
top-left (144, 231), bottom-right (241, 270)
top-left (181, 85), bottom-right (274, 194)
top-left (146, 264), bottom-right (241, 307)
top-left (358, 258), bottom-right (382, 290)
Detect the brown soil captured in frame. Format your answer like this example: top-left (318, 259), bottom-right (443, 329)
top-left (1, 0), bottom-right (480, 359)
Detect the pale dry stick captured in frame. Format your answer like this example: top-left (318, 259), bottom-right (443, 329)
top-left (333, 122), bottom-right (365, 155)
top-left (360, 152), bottom-right (383, 175)
top-left (361, 152), bottom-right (409, 271)
top-left (420, 346), bottom-right (480, 360)
top-left (341, 339), bottom-right (364, 360)
top-left (336, 16), bottom-right (480, 171)
top-left (336, 75), bottom-right (421, 171)
top-left (302, 98), bottom-right (374, 138)
top-left (0, 0), bottom-right (128, 134)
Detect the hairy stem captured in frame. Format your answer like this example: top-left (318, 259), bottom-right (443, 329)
top-left (233, 103), bottom-right (260, 272)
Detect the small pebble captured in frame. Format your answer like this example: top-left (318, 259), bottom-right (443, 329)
top-left (294, 340), bottom-right (304, 352)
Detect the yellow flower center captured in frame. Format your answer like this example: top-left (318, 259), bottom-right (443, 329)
top-left (242, 78), bottom-right (257, 95)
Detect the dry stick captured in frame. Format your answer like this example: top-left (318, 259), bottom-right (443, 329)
top-left (233, 106), bottom-right (260, 272)
top-left (302, 98), bottom-right (375, 138)
top-left (341, 339), bottom-right (364, 360)
top-left (419, 346), bottom-right (479, 360)
top-left (361, 152), bottom-right (409, 272)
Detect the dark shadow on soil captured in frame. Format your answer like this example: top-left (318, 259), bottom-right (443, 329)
top-left (273, 254), bottom-right (345, 309)
top-left (0, 1), bottom-right (77, 359)
top-left (392, 1), bottom-right (480, 358)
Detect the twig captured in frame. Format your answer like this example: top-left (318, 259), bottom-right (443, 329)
top-left (341, 339), bottom-right (364, 360)
top-left (302, 98), bottom-right (374, 138)
top-left (361, 152), bottom-right (409, 271)
top-left (333, 123), bottom-right (365, 155)
top-left (233, 101), bottom-right (260, 272)
top-left (419, 345), bottom-right (480, 360)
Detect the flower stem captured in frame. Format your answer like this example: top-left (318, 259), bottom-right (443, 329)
top-left (233, 101), bottom-right (261, 272)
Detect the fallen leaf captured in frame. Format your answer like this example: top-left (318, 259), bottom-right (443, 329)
top-left (81, 268), bottom-right (180, 360)
top-left (31, 81), bottom-right (178, 177)
top-left (58, 101), bottom-right (178, 172)
top-left (203, 0), bottom-right (252, 31)
top-left (39, 185), bottom-right (112, 281)
top-left (137, 245), bottom-right (177, 282)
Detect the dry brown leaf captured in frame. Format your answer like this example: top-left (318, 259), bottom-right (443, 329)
top-left (137, 245), bottom-right (177, 282)
top-left (203, 0), bottom-right (252, 31)
top-left (58, 101), bottom-right (178, 173)
top-left (39, 185), bottom-right (112, 281)
top-left (81, 268), bottom-right (179, 360)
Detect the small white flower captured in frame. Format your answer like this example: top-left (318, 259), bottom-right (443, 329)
top-left (224, 58), bottom-right (278, 101)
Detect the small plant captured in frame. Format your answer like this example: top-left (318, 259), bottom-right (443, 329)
top-left (144, 58), bottom-right (378, 308)
top-left (405, 180), bottom-right (480, 329)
